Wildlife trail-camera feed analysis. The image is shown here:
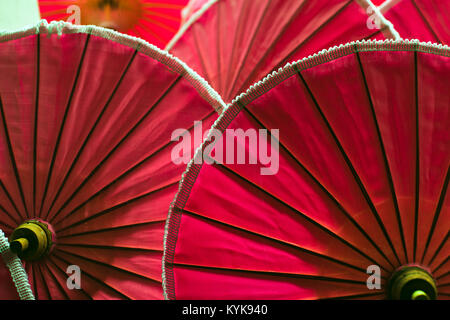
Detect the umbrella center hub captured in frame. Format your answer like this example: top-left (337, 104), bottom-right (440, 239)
top-left (388, 265), bottom-right (437, 300)
top-left (9, 220), bottom-right (55, 261)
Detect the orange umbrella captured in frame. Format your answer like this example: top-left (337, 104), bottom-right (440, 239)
top-left (38, 0), bottom-right (189, 48)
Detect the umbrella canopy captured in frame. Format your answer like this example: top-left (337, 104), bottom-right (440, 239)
top-left (0, 20), bottom-right (224, 299)
top-left (38, 0), bottom-right (189, 48)
top-left (380, 0), bottom-right (449, 44)
top-left (166, 0), bottom-right (399, 103)
top-left (163, 40), bottom-right (450, 300)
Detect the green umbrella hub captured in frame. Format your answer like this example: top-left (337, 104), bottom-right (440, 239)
top-left (388, 265), bottom-right (437, 300)
top-left (8, 219), bottom-right (56, 261)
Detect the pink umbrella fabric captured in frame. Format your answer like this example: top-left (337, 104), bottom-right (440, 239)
top-left (163, 40), bottom-right (450, 300)
top-left (380, 0), bottom-right (449, 44)
top-left (0, 20), bottom-right (224, 299)
top-left (166, 0), bottom-right (399, 103)
top-left (0, 261), bottom-right (19, 299)
top-left (38, 0), bottom-right (189, 48)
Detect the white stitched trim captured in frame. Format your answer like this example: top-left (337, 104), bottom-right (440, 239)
top-left (365, 0), bottom-right (401, 39)
top-left (161, 38), bottom-right (449, 300)
top-left (0, 229), bottom-right (35, 300)
top-left (165, 0), bottom-right (219, 51)
top-left (0, 20), bottom-right (226, 113)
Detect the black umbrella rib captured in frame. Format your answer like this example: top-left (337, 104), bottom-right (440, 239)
top-left (433, 258), bottom-right (449, 276)
top-left (355, 50), bottom-right (408, 263)
top-left (57, 220), bottom-right (164, 239)
top-left (37, 263), bottom-right (53, 299)
top-left (38, 33), bottom-right (91, 219)
top-left (33, 34), bottom-right (41, 217)
top-left (57, 242), bottom-right (162, 253)
top-left (0, 34), bottom-right (41, 220)
top-left (182, 208), bottom-right (383, 278)
top-left (411, 0), bottom-right (442, 43)
top-left (237, 0), bottom-right (353, 97)
top-left (36, 262), bottom-right (65, 300)
top-left (51, 252), bottom-right (131, 300)
top-left (295, 66), bottom-right (402, 266)
top-left (242, 105), bottom-right (394, 270)
top-left (173, 261), bottom-right (369, 286)
top-left (413, 51), bottom-right (420, 262)
top-left (0, 202), bottom-right (20, 226)
top-left (226, 0), bottom-right (272, 100)
top-left (214, 162), bottom-right (389, 274)
top-left (46, 256), bottom-right (92, 299)
top-left (216, 0), bottom-right (222, 96)
top-left (427, 231), bottom-right (449, 267)
top-left (48, 74), bottom-right (183, 224)
top-left (137, 20), bottom-right (170, 45)
top-left (56, 180), bottom-right (178, 234)
top-left (0, 96), bottom-right (30, 219)
top-left (56, 247), bottom-right (163, 285)
top-left (0, 180), bottom-right (24, 222)
top-left (421, 167), bottom-right (449, 264)
top-left (362, 27), bottom-right (386, 41)
top-left (51, 109), bottom-right (214, 226)
top-left (322, 292), bottom-right (385, 300)
top-left (131, 29), bottom-right (146, 43)
top-left (222, 0), bottom-right (252, 97)
top-left (191, 21), bottom-right (213, 87)
top-left (42, 49), bottom-right (139, 222)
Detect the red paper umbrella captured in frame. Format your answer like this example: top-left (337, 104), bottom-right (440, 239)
top-left (38, 0), bottom-right (189, 48)
top-left (166, 0), bottom-right (400, 103)
top-left (163, 40), bottom-right (450, 300)
top-left (0, 20), bottom-right (224, 299)
top-left (380, 0), bottom-right (449, 44)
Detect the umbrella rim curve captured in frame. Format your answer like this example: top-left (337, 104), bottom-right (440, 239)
top-left (161, 38), bottom-right (450, 300)
top-left (0, 19), bottom-right (226, 113)
top-left (0, 19), bottom-right (228, 299)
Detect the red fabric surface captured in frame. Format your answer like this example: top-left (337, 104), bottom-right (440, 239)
top-left (0, 29), bottom-right (219, 299)
top-left (383, 0), bottom-right (450, 44)
top-left (0, 261), bottom-right (19, 300)
top-left (165, 45), bottom-right (450, 299)
top-left (169, 0), bottom-right (386, 102)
